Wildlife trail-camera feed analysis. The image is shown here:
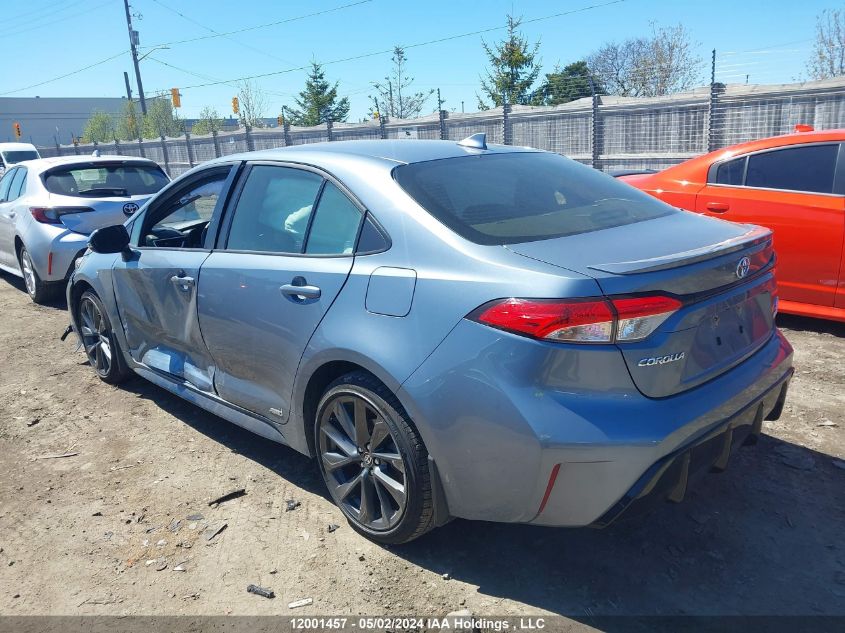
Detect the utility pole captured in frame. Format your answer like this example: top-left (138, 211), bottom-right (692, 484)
top-left (123, 0), bottom-right (146, 114)
top-left (123, 71), bottom-right (133, 101)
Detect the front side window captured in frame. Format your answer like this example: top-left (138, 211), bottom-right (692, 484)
top-left (711, 156), bottom-right (746, 186)
top-left (305, 182), bottom-right (363, 255)
top-left (142, 172), bottom-right (228, 247)
top-left (226, 165), bottom-right (324, 253)
top-left (394, 152), bottom-right (677, 245)
top-left (745, 144), bottom-right (838, 194)
top-left (43, 162), bottom-right (169, 197)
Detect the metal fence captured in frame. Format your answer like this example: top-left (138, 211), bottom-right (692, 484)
top-left (36, 77), bottom-right (845, 177)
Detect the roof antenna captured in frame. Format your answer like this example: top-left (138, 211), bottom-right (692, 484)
top-left (457, 133), bottom-right (487, 150)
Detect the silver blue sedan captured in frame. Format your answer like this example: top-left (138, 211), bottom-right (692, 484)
top-left (66, 137), bottom-right (793, 544)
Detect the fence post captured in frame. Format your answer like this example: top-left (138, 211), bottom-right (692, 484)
top-left (54, 138), bottom-right (61, 157)
top-left (114, 137), bottom-right (121, 155)
top-left (438, 88), bottom-right (448, 140)
top-left (92, 140), bottom-right (99, 155)
top-left (160, 135), bottom-right (170, 176)
top-left (326, 119), bottom-right (334, 142)
top-left (212, 130), bottom-right (221, 157)
top-left (502, 101), bottom-right (513, 145)
top-left (589, 77), bottom-right (601, 169)
top-left (707, 48), bottom-right (720, 152)
top-left (379, 114), bottom-right (387, 139)
top-left (185, 128), bottom-right (195, 168)
top-left (244, 124), bottom-right (254, 151)
top-left (283, 119), bottom-right (292, 146)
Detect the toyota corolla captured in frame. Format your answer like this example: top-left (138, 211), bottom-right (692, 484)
top-left (66, 136), bottom-right (793, 544)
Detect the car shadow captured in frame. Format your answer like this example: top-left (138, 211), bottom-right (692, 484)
top-left (0, 271), bottom-right (68, 310)
top-left (777, 313), bottom-right (845, 337)
top-left (118, 374), bottom-right (844, 617)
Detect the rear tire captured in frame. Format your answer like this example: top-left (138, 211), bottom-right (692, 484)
top-left (19, 247), bottom-right (57, 304)
top-left (314, 371), bottom-right (434, 544)
top-left (77, 290), bottom-right (131, 384)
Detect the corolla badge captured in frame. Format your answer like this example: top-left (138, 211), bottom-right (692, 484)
top-left (637, 352), bottom-right (685, 367)
top-left (123, 202), bottom-right (140, 216)
top-left (735, 256), bottom-right (751, 279)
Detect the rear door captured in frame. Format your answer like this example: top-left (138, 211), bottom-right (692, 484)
top-left (0, 167), bottom-right (20, 266)
top-left (112, 164), bottom-right (238, 391)
top-left (694, 143), bottom-right (845, 308)
top-left (197, 162), bottom-right (364, 421)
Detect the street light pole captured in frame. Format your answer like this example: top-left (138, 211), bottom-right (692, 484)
top-left (123, 0), bottom-right (146, 114)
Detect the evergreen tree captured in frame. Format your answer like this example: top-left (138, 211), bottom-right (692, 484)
top-left (287, 61), bottom-right (350, 126)
top-left (478, 14), bottom-right (542, 108)
top-left (536, 61), bottom-right (600, 105)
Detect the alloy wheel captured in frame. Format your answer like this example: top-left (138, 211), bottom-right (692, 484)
top-left (79, 296), bottom-right (113, 377)
top-left (20, 250), bottom-right (36, 296)
top-left (318, 394), bottom-right (408, 531)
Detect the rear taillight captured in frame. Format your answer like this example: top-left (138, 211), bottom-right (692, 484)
top-left (30, 206), bottom-right (93, 224)
top-left (470, 295), bottom-right (682, 344)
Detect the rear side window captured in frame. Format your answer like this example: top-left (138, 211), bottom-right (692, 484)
top-left (305, 182), bottom-right (362, 255)
top-left (712, 156), bottom-right (746, 186)
top-left (393, 152), bottom-right (677, 245)
top-left (0, 168), bottom-right (17, 201)
top-left (226, 165), bottom-right (324, 253)
top-left (745, 145), bottom-right (838, 194)
top-left (8, 168), bottom-right (27, 201)
top-left (43, 163), bottom-right (169, 197)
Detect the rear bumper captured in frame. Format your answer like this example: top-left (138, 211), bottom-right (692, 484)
top-left (400, 320), bottom-right (794, 527)
top-left (591, 371), bottom-right (790, 527)
top-left (24, 229), bottom-right (88, 282)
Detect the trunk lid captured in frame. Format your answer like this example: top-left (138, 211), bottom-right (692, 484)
top-left (506, 212), bottom-right (777, 398)
top-left (52, 194), bottom-right (151, 235)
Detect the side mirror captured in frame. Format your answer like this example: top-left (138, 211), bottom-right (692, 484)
top-left (89, 224), bottom-right (130, 254)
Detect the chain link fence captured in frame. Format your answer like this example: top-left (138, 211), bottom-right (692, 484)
top-left (36, 77), bottom-right (845, 177)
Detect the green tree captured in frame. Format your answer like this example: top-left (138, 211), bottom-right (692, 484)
top-left (807, 8), bottom-right (845, 80)
top-left (236, 80), bottom-right (268, 128)
top-left (535, 61), bottom-right (600, 105)
top-left (287, 61), bottom-right (350, 126)
top-left (477, 14), bottom-right (542, 108)
top-left (191, 106), bottom-right (224, 135)
top-left (82, 111), bottom-right (116, 143)
top-left (142, 96), bottom-right (184, 138)
top-left (117, 100), bottom-right (142, 141)
top-left (370, 46), bottom-right (434, 119)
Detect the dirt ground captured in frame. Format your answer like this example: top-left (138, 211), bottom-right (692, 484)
top-left (0, 271), bottom-right (843, 623)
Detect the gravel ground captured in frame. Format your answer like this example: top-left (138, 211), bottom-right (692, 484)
top-left (0, 272), bottom-right (843, 622)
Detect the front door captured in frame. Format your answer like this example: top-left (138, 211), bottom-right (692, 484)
top-left (198, 163), bottom-right (364, 421)
top-left (112, 165), bottom-right (237, 391)
top-left (696, 143), bottom-right (845, 308)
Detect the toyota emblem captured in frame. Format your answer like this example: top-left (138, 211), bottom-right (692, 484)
top-left (123, 202), bottom-right (140, 216)
top-left (735, 256), bottom-right (751, 279)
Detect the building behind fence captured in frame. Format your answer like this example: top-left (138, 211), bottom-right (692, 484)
top-left (36, 77), bottom-right (845, 177)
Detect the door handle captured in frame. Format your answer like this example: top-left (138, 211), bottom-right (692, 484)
top-left (280, 277), bottom-right (321, 301)
top-left (706, 202), bottom-right (730, 213)
top-left (170, 274), bottom-right (195, 291)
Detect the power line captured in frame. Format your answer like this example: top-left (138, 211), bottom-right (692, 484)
top-left (0, 0), bottom-right (115, 38)
top-left (0, 50), bottom-right (128, 96)
top-left (147, 0), bottom-right (297, 66)
top-left (151, 0), bottom-right (627, 93)
top-left (139, 0), bottom-right (375, 50)
top-left (2, 0), bottom-right (85, 30)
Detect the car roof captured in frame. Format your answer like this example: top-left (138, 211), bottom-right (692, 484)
top-left (13, 154), bottom-right (160, 174)
top-left (0, 142), bottom-right (38, 152)
top-left (213, 139), bottom-right (539, 167)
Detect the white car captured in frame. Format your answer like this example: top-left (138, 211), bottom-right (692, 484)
top-left (0, 142), bottom-right (40, 177)
top-left (0, 155), bottom-right (169, 302)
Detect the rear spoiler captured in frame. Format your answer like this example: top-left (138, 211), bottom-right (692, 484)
top-left (610, 169), bottom-right (658, 178)
top-left (587, 226), bottom-right (773, 275)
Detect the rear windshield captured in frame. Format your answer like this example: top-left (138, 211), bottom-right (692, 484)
top-left (393, 152), bottom-right (677, 245)
top-left (43, 163), bottom-right (168, 197)
top-left (2, 150), bottom-right (39, 165)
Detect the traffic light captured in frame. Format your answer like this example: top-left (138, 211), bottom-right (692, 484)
top-left (13, 122), bottom-right (21, 139)
top-left (171, 88), bottom-right (181, 108)
top-left (373, 111), bottom-right (380, 120)
top-left (232, 96), bottom-right (240, 115)
top-left (277, 114), bottom-right (283, 127)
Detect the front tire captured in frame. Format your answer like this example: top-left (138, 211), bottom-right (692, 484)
top-left (19, 247), bottom-right (57, 304)
top-left (78, 290), bottom-right (131, 384)
top-left (315, 371), bottom-right (434, 544)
